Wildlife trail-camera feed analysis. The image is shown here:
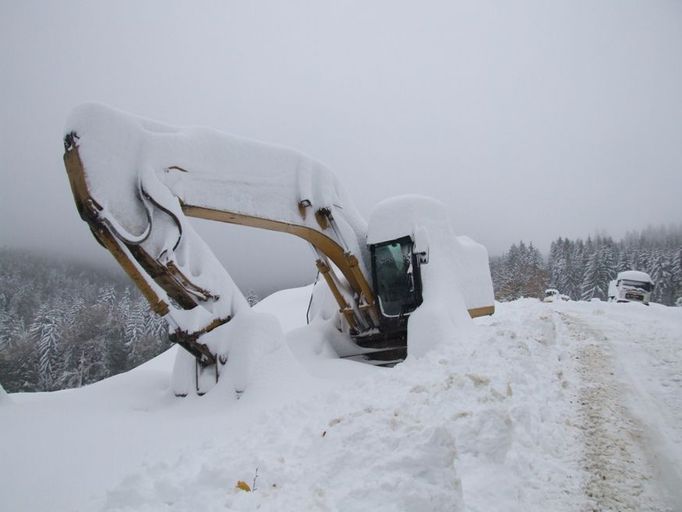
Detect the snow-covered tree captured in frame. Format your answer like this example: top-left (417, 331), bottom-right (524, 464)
top-left (98, 285), bottom-right (116, 306)
top-left (581, 243), bottom-right (615, 301)
top-left (30, 303), bottom-right (64, 391)
top-left (0, 248), bottom-right (173, 392)
top-left (493, 241), bottom-right (547, 300)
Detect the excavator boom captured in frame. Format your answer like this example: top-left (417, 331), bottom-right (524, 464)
top-left (63, 103), bottom-right (494, 385)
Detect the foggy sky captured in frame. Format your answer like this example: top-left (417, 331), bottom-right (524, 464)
top-left (1, 0), bottom-right (681, 294)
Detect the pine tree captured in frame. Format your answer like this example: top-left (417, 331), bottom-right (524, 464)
top-left (524, 242), bottom-right (547, 298)
top-left (30, 303), bottom-right (63, 391)
top-left (615, 249), bottom-right (630, 274)
top-left (566, 239), bottom-right (584, 300)
top-left (673, 249), bottom-right (682, 303)
top-left (581, 251), bottom-right (599, 301)
top-left (547, 238), bottom-right (562, 289)
top-left (580, 242), bottom-right (614, 301)
top-left (125, 297), bottom-right (147, 366)
top-left (500, 243), bottom-right (522, 300)
top-left (96, 285), bottom-right (117, 313)
top-left (649, 251), bottom-right (674, 304)
top-left (0, 336), bottom-right (38, 392)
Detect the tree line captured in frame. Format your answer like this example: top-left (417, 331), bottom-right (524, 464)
top-left (2, 225), bottom-right (680, 393)
top-left (491, 225), bottom-right (682, 305)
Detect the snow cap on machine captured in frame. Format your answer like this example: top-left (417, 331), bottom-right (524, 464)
top-left (368, 195), bottom-right (493, 357)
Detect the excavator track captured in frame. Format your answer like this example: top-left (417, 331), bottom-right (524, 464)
top-left (340, 346), bottom-right (407, 367)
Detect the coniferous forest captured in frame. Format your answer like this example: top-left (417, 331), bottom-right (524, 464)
top-left (0, 248), bottom-right (170, 392)
top-left (1, 225), bottom-right (681, 393)
top-left (490, 225), bottom-right (682, 304)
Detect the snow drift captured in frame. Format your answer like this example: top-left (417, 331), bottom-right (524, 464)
top-left (2, 292), bottom-right (681, 511)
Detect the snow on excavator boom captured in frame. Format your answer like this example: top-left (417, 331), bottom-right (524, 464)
top-left (63, 103), bottom-right (493, 375)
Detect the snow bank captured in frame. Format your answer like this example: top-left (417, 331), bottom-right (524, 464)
top-left (252, 285), bottom-right (312, 332)
top-left (368, 195), bottom-right (493, 357)
top-left (95, 300), bottom-right (584, 512)
top-left (211, 310), bottom-right (285, 394)
top-left (7, 297), bottom-right (681, 511)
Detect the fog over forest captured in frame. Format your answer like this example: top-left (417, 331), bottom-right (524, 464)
top-left (2, 1), bottom-right (681, 294)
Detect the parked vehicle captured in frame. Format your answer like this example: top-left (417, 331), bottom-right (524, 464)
top-left (543, 289), bottom-right (563, 302)
top-left (608, 271), bottom-right (654, 305)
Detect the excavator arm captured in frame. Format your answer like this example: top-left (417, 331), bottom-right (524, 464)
top-left (63, 104), bottom-right (382, 367)
top-left (63, 103), bottom-right (494, 378)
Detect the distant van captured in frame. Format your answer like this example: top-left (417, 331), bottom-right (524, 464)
top-left (608, 270), bottom-right (654, 305)
top-left (543, 289), bottom-right (569, 302)
top-left (543, 289), bottom-right (560, 302)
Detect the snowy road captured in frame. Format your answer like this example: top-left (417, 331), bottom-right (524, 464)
top-left (555, 302), bottom-right (682, 512)
top-left (1, 295), bottom-right (681, 512)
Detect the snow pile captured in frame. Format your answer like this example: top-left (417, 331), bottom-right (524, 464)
top-left (4, 293), bottom-right (682, 511)
top-left (173, 310), bottom-right (287, 396)
top-left (368, 195), bottom-right (494, 357)
top-left (0, 294), bottom-right (592, 511)
top-left (97, 299), bottom-right (587, 512)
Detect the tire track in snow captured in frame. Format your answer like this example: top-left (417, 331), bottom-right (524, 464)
top-left (557, 312), bottom-right (673, 512)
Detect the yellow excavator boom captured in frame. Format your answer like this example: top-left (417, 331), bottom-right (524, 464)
top-left (63, 103), bottom-right (493, 374)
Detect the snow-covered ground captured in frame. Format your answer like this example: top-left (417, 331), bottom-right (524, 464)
top-left (1, 289), bottom-right (680, 512)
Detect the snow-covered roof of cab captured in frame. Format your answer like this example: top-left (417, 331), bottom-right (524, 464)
top-left (617, 270), bottom-right (653, 283)
top-left (367, 195), bottom-right (448, 244)
top-left (367, 195), bottom-right (494, 316)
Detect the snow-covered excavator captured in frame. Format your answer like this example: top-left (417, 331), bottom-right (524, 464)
top-left (63, 104), bottom-right (494, 393)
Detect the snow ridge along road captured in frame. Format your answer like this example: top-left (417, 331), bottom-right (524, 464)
top-left (1, 294), bottom-right (680, 511)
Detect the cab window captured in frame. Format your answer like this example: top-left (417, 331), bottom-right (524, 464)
top-left (371, 237), bottom-right (417, 317)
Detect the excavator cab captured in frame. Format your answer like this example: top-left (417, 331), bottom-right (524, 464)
top-left (341, 235), bottom-right (427, 365)
top-left (370, 236), bottom-right (423, 319)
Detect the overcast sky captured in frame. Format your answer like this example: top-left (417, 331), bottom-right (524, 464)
top-left (1, 0), bottom-right (681, 294)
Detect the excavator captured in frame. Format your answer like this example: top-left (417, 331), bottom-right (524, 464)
top-left (63, 104), bottom-right (494, 393)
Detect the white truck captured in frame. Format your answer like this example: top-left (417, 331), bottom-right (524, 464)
top-left (608, 270), bottom-right (654, 305)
